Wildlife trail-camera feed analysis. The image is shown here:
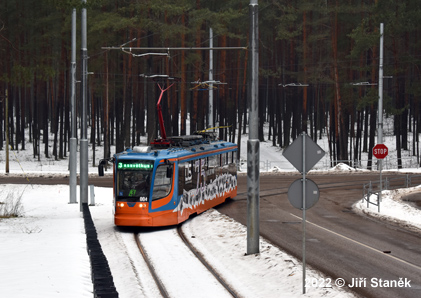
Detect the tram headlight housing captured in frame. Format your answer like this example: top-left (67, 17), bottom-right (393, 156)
top-left (116, 202), bottom-right (147, 208)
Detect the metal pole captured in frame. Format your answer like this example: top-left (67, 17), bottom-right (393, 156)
top-left (378, 23), bottom-right (384, 205)
top-left (247, 0), bottom-right (260, 255)
top-left (208, 28), bottom-right (214, 128)
top-left (378, 23), bottom-right (384, 146)
top-left (302, 132), bottom-right (306, 294)
top-left (69, 8), bottom-right (77, 204)
top-left (80, 0), bottom-right (89, 211)
top-left (89, 185), bottom-right (95, 206)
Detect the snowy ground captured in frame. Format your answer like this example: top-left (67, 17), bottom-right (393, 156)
top-left (1, 128), bottom-right (421, 297)
top-left (90, 184), bottom-right (356, 298)
top-left (2, 174), bottom-right (421, 298)
top-left (0, 184), bottom-right (92, 298)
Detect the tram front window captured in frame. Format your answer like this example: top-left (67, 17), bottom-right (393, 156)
top-left (117, 160), bottom-right (154, 202)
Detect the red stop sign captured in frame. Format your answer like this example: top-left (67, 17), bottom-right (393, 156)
top-left (373, 144), bottom-right (388, 159)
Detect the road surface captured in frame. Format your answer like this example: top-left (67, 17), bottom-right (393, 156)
top-left (216, 173), bottom-right (421, 298)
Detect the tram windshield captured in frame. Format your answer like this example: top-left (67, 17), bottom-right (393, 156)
top-left (116, 160), bottom-right (154, 202)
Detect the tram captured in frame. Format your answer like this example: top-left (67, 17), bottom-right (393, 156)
top-left (99, 133), bottom-right (237, 227)
top-left (98, 77), bottom-right (237, 226)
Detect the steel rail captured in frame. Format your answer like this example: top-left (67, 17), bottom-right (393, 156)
top-left (134, 233), bottom-right (169, 298)
top-left (176, 225), bottom-right (239, 298)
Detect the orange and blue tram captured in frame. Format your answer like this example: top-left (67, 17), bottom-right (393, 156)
top-left (99, 133), bottom-right (237, 227)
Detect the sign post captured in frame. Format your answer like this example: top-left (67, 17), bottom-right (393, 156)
top-left (373, 144), bottom-right (388, 212)
top-left (283, 132), bottom-right (325, 294)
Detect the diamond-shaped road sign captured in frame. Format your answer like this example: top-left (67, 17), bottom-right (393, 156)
top-left (283, 133), bottom-right (325, 173)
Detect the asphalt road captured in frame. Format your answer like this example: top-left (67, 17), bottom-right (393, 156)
top-left (2, 172), bottom-right (421, 297)
top-left (216, 173), bottom-right (421, 298)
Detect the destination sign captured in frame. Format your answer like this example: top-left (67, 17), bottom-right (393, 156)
top-left (117, 161), bottom-right (154, 170)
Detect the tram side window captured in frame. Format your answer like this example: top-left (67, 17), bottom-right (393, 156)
top-left (209, 155), bottom-right (218, 168)
top-left (152, 164), bottom-right (173, 201)
top-left (179, 161), bottom-right (193, 195)
top-left (207, 155), bottom-right (217, 180)
top-left (220, 153), bottom-right (228, 166)
top-left (229, 151), bottom-right (237, 175)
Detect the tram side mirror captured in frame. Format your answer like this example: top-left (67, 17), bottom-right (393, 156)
top-left (164, 159), bottom-right (173, 178)
top-left (98, 159), bottom-right (108, 177)
top-left (98, 164), bottom-right (104, 176)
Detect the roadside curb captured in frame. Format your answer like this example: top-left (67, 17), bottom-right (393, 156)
top-left (82, 203), bottom-right (119, 298)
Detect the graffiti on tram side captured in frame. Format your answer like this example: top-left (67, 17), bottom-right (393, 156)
top-left (174, 173), bottom-right (237, 214)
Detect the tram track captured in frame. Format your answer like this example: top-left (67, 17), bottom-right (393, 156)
top-left (235, 180), bottom-right (369, 200)
top-left (176, 225), bottom-right (239, 298)
top-left (134, 233), bottom-right (169, 298)
top-left (134, 224), bottom-right (238, 298)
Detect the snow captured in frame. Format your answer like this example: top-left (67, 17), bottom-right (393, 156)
top-left (136, 228), bottom-right (232, 298)
top-left (353, 186), bottom-right (421, 232)
top-left (0, 184), bottom-right (92, 298)
top-left (182, 210), bottom-right (350, 298)
top-left (1, 128), bottom-right (421, 297)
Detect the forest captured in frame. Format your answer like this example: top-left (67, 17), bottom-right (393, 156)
top-left (1, 0), bottom-right (421, 169)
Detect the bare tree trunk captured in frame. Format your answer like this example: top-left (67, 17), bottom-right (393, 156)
top-left (44, 80), bottom-right (50, 158)
top-left (124, 40), bottom-right (132, 148)
top-left (302, 10), bottom-right (308, 133)
top-left (180, 13), bottom-right (187, 136)
top-left (331, 2), bottom-right (347, 162)
top-left (91, 87), bottom-right (96, 166)
top-left (103, 51), bottom-right (110, 159)
top-left (146, 29), bottom-right (156, 144)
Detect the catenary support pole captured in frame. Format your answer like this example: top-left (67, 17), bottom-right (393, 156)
top-left (69, 8), bottom-right (77, 204)
top-left (80, 0), bottom-right (89, 211)
top-left (302, 133), bottom-right (306, 294)
top-left (247, 0), bottom-right (260, 255)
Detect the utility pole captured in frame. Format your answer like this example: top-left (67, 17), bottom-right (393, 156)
top-left (247, 0), bottom-right (260, 255)
top-left (69, 8), bottom-right (77, 204)
top-left (80, 0), bottom-right (89, 211)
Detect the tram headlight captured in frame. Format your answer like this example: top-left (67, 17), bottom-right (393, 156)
top-left (118, 202), bottom-right (125, 208)
top-left (139, 203), bottom-right (146, 208)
